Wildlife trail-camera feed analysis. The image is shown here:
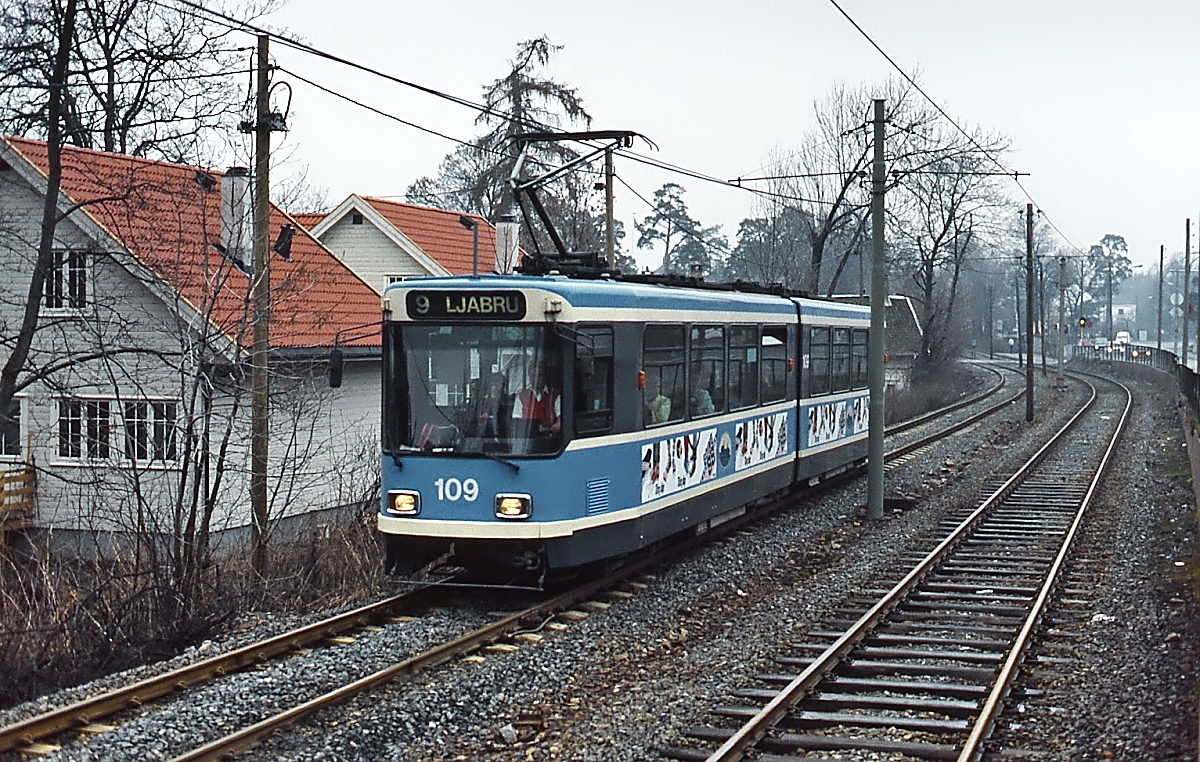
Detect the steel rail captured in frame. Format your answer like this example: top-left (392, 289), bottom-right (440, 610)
top-left (167, 539), bottom-right (688, 762)
top-left (956, 374), bottom-right (1132, 761)
top-left (702, 374), bottom-right (1100, 762)
top-left (3, 363), bottom-right (1025, 758)
top-left (0, 581), bottom-right (447, 753)
top-left (169, 373), bottom-right (1040, 761)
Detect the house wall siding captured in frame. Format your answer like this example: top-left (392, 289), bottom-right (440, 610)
top-left (0, 161), bottom-right (384, 541)
top-left (320, 216), bottom-right (432, 294)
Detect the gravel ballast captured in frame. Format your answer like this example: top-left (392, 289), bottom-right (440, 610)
top-left (7, 362), bottom-right (1196, 762)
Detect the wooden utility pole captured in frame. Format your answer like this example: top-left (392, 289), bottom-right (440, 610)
top-left (1025, 203), bottom-right (1034, 421)
top-left (250, 34), bottom-right (272, 575)
top-left (605, 148), bottom-right (615, 270)
top-left (1056, 255), bottom-right (1066, 386)
top-left (988, 284), bottom-right (994, 359)
top-left (867, 99), bottom-right (886, 521)
top-left (1038, 257), bottom-right (1046, 374)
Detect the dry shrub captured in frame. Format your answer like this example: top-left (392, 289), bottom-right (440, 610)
top-left (0, 505), bottom-right (385, 709)
top-left (885, 363), bottom-right (980, 424)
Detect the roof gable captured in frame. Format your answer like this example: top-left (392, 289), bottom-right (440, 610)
top-left (2, 136), bottom-right (380, 349)
top-left (358, 196), bottom-right (496, 276)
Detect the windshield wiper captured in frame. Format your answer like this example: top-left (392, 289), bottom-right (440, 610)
top-left (384, 444), bottom-right (520, 473)
top-left (460, 450), bottom-right (521, 473)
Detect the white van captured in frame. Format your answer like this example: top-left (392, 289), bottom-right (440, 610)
top-left (1114, 331), bottom-right (1131, 345)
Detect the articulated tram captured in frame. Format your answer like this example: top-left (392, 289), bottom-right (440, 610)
top-left (377, 274), bottom-right (870, 580)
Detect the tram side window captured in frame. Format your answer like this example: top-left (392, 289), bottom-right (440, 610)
top-left (689, 325), bottom-right (725, 418)
top-left (644, 325), bottom-right (685, 426)
top-left (575, 326), bottom-right (614, 436)
top-left (852, 329), bottom-right (869, 389)
top-left (809, 327), bottom-right (831, 396)
top-left (761, 325), bottom-right (788, 404)
top-left (728, 326), bottom-right (759, 411)
top-left (831, 328), bottom-right (852, 392)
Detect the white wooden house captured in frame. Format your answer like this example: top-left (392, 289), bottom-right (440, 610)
top-left (299, 195), bottom-right (520, 293)
top-left (0, 136), bottom-right (383, 553)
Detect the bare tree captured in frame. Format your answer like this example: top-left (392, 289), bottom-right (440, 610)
top-left (0, 0), bottom-right (270, 441)
top-left (888, 123), bottom-right (1011, 367)
top-left (0, 0), bottom-right (275, 161)
top-left (765, 78), bottom-right (942, 294)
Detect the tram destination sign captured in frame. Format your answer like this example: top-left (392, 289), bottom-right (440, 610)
top-left (405, 290), bottom-right (527, 321)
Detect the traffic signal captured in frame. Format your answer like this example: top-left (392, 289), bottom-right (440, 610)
top-left (1078, 317), bottom-right (1086, 327)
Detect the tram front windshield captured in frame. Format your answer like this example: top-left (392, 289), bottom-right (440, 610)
top-left (392, 324), bottom-right (562, 456)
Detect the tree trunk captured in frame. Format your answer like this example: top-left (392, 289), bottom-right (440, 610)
top-left (0, 0), bottom-right (79, 419)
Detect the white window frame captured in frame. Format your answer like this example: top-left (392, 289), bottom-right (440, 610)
top-left (58, 397), bottom-right (110, 461)
top-left (55, 396), bottom-right (180, 467)
top-left (44, 249), bottom-right (89, 312)
top-left (0, 396), bottom-right (21, 459)
top-left (122, 399), bottom-right (179, 463)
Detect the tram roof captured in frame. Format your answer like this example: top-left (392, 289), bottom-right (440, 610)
top-left (386, 274), bottom-right (869, 319)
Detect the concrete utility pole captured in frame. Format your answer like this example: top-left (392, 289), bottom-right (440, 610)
top-left (1025, 203), bottom-right (1034, 422)
top-left (1158, 244), bottom-right (1164, 351)
top-left (1057, 255), bottom-right (1066, 386)
top-left (867, 99), bottom-right (886, 522)
top-left (250, 34), bottom-right (272, 575)
top-left (1184, 219), bottom-right (1191, 369)
top-left (605, 148), bottom-right (615, 270)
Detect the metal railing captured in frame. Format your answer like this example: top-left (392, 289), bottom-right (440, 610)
top-left (1073, 342), bottom-right (1200, 419)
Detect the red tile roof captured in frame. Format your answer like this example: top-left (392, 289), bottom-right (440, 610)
top-left (359, 197), bottom-right (496, 276)
top-left (291, 211), bottom-right (327, 231)
top-left (4, 137), bottom-right (380, 349)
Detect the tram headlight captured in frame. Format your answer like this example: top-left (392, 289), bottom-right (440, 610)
top-left (495, 494), bottom-right (532, 520)
top-left (386, 490), bottom-right (420, 516)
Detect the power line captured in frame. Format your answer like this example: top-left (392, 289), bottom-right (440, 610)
top-left (826, 0), bottom-right (1092, 257)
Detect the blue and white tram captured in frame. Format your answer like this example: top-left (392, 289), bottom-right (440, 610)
top-left (377, 274), bottom-right (871, 578)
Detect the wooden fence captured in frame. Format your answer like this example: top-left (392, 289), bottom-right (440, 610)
top-left (1, 464), bottom-right (35, 546)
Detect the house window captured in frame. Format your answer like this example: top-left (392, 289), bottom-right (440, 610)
top-left (386, 275), bottom-right (406, 285)
top-left (351, 213), bottom-right (364, 225)
top-left (124, 401), bottom-right (178, 461)
top-left (1, 398), bottom-right (19, 456)
top-left (44, 250), bottom-right (88, 309)
top-left (59, 399), bottom-right (109, 460)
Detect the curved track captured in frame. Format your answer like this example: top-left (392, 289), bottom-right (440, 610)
top-left (0, 360), bottom-right (1026, 760)
top-left (659, 372), bottom-right (1131, 761)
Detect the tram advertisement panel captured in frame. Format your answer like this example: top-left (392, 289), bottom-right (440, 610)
top-left (805, 396), bottom-right (869, 448)
top-left (734, 411), bottom-right (790, 471)
top-left (641, 428), bottom-right (718, 503)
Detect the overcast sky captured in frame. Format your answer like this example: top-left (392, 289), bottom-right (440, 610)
top-left (260, 0), bottom-right (1199, 272)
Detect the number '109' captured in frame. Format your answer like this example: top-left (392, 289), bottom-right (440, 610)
top-left (435, 478), bottom-right (479, 502)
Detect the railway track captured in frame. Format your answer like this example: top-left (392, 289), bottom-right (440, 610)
top-left (0, 360), bottom-right (1027, 761)
top-left (658, 371), bottom-right (1130, 761)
